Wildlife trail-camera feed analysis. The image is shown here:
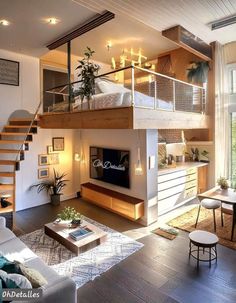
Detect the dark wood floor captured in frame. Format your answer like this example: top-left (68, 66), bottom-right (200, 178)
top-left (15, 198), bottom-right (236, 303)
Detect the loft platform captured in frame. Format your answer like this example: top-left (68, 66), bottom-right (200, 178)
top-left (39, 66), bottom-right (209, 130)
top-left (39, 107), bottom-right (210, 130)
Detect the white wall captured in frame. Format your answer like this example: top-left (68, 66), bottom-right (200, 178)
top-left (15, 128), bottom-right (77, 211)
top-left (76, 129), bottom-right (158, 225)
top-left (0, 49), bottom-right (40, 129)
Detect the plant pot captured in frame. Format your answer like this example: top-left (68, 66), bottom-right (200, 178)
top-left (50, 194), bottom-right (61, 206)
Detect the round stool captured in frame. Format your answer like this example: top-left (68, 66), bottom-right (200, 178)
top-left (195, 198), bottom-right (222, 231)
top-left (189, 230), bottom-right (219, 268)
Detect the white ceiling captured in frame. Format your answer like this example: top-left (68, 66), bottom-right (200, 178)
top-left (57, 14), bottom-right (177, 64)
top-left (73, 0), bottom-right (236, 45)
top-left (0, 0), bottom-right (95, 56)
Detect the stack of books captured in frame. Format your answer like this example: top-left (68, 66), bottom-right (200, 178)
top-left (69, 227), bottom-right (93, 241)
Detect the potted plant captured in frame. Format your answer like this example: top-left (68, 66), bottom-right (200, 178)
top-left (56, 207), bottom-right (83, 226)
top-left (187, 61), bottom-right (210, 84)
top-left (73, 47), bottom-right (100, 109)
top-left (30, 169), bottom-right (68, 205)
top-left (217, 177), bottom-right (229, 190)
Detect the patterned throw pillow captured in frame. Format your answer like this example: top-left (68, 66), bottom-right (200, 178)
top-left (18, 264), bottom-right (47, 288)
top-left (0, 269), bottom-right (32, 289)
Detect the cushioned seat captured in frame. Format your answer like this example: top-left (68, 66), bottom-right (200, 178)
top-left (0, 228), bottom-right (16, 245)
top-left (195, 198), bottom-right (222, 232)
top-left (201, 199), bottom-right (221, 209)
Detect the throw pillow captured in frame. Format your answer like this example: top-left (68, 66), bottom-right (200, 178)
top-left (0, 256), bottom-right (22, 274)
top-left (18, 264), bottom-right (47, 288)
top-left (97, 80), bottom-right (130, 94)
top-left (0, 269), bottom-right (32, 289)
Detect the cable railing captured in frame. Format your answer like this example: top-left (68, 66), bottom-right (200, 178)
top-left (15, 100), bottom-right (42, 162)
top-left (44, 65), bottom-right (207, 115)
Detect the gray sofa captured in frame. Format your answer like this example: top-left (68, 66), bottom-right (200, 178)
top-left (0, 217), bottom-right (77, 303)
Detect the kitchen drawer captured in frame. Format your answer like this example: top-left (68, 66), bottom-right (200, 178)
top-left (158, 174), bottom-right (195, 192)
top-left (186, 167), bottom-right (197, 175)
top-left (158, 170), bottom-right (187, 183)
top-left (158, 183), bottom-right (185, 200)
top-left (184, 186), bottom-right (197, 199)
top-left (112, 198), bottom-right (134, 219)
top-left (185, 179), bottom-right (197, 190)
top-left (158, 192), bottom-right (184, 215)
top-left (82, 187), bottom-right (112, 208)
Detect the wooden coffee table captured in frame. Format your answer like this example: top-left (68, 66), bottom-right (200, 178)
top-left (44, 220), bottom-right (107, 254)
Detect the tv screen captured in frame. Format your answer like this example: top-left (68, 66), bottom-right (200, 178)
top-left (90, 147), bottom-right (130, 188)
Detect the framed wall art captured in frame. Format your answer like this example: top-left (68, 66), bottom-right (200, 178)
top-left (38, 168), bottom-right (49, 179)
top-left (0, 58), bottom-right (19, 86)
top-left (38, 154), bottom-right (50, 166)
top-left (52, 137), bottom-right (64, 151)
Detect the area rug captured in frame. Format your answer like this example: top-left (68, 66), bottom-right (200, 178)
top-left (168, 207), bottom-right (236, 250)
top-left (19, 216), bottom-right (143, 289)
top-left (152, 226), bottom-right (179, 240)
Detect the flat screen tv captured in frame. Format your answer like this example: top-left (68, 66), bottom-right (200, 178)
top-left (90, 147), bottom-right (130, 188)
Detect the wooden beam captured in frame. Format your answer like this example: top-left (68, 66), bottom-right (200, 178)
top-left (47, 11), bottom-right (115, 50)
top-left (162, 25), bottom-right (212, 61)
top-left (39, 108), bottom-right (133, 129)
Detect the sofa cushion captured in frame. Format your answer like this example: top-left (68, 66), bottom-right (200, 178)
top-left (0, 228), bottom-right (16, 244)
top-left (0, 237), bottom-right (37, 263)
top-left (24, 257), bottom-right (62, 284)
top-left (0, 269), bottom-right (32, 288)
top-left (18, 263), bottom-right (47, 288)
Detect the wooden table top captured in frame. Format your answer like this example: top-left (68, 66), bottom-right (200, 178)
top-left (45, 220), bottom-right (107, 249)
top-left (198, 187), bottom-right (236, 205)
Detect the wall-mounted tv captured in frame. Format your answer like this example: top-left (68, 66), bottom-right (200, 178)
top-left (90, 147), bottom-right (130, 188)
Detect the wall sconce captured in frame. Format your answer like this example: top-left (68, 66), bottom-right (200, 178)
top-left (135, 147), bottom-right (143, 175)
top-left (107, 41), bottom-right (112, 51)
top-left (74, 153), bottom-right (81, 162)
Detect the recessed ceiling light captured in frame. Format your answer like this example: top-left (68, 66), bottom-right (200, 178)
top-left (47, 18), bottom-right (59, 25)
top-left (0, 19), bottom-right (10, 26)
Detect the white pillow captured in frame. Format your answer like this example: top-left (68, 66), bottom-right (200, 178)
top-left (0, 269), bottom-right (32, 288)
top-left (97, 81), bottom-right (130, 94)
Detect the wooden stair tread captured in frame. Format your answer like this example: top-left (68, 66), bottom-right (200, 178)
top-left (9, 118), bottom-right (38, 122)
top-left (0, 172), bottom-right (15, 177)
top-left (0, 184), bottom-right (14, 192)
top-left (0, 149), bottom-right (22, 154)
top-left (5, 125), bottom-right (37, 129)
top-left (0, 132), bottom-right (31, 136)
top-left (0, 205), bottom-right (13, 213)
top-left (0, 140), bottom-right (30, 144)
top-left (0, 160), bottom-right (19, 165)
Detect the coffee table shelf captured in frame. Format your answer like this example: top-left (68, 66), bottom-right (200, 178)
top-left (45, 220), bottom-right (107, 254)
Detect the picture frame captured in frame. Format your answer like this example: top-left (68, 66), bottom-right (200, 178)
top-left (52, 137), bottom-right (64, 151)
top-left (38, 168), bottom-right (49, 179)
top-left (38, 154), bottom-right (50, 166)
top-left (0, 58), bottom-right (19, 86)
top-left (47, 145), bottom-right (53, 154)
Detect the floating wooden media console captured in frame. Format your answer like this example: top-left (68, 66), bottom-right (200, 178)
top-left (81, 182), bottom-right (144, 221)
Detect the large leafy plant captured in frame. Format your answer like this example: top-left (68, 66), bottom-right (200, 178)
top-left (74, 47), bottom-right (100, 101)
top-left (30, 169), bottom-right (68, 195)
top-left (187, 61), bottom-right (209, 84)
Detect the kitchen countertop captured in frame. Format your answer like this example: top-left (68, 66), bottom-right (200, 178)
top-left (158, 161), bottom-right (209, 176)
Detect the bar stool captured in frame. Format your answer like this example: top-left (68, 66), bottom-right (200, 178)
top-left (189, 230), bottom-right (219, 268)
top-left (195, 198), bottom-right (222, 231)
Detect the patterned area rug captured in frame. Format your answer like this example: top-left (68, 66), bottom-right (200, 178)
top-left (19, 217), bottom-right (143, 289)
top-left (168, 207), bottom-right (236, 250)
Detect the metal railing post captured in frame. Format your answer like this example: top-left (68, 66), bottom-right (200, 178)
top-left (173, 80), bottom-right (176, 111)
top-left (131, 66), bottom-right (135, 107)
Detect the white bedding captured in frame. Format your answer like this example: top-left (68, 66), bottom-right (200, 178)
top-left (73, 91), bottom-right (173, 111)
top-left (51, 81), bottom-right (173, 112)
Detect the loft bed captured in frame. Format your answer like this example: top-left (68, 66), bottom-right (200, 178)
top-left (39, 66), bottom-right (210, 130)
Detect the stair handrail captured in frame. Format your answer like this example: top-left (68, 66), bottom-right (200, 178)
top-left (15, 100), bottom-right (42, 162)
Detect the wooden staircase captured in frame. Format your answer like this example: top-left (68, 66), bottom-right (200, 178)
top-left (0, 117), bottom-right (38, 228)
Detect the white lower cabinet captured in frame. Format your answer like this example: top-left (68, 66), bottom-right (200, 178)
top-left (158, 167), bottom-right (198, 215)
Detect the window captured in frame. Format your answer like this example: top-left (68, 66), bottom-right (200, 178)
top-left (231, 69), bottom-right (236, 94)
top-left (231, 113), bottom-right (236, 184)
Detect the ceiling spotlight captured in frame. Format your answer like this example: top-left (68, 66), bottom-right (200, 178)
top-left (0, 20), bottom-right (10, 26)
top-left (48, 18), bottom-right (59, 25)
